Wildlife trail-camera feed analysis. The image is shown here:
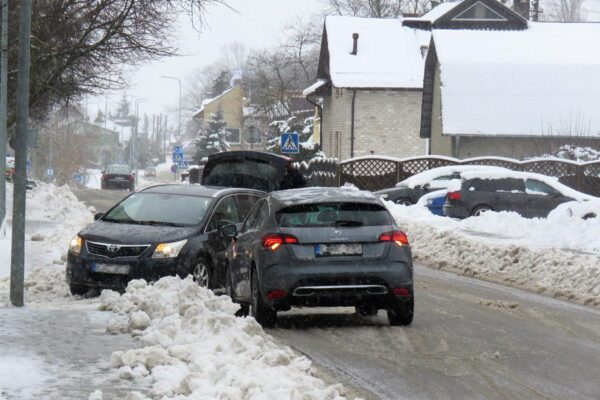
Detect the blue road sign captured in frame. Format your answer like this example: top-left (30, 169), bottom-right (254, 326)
top-left (173, 145), bottom-right (183, 153)
top-left (172, 145), bottom-right (184, 162)
top-left (73, 173), bottom-right (82, 184)
top-left (280, 132), bottom-right (300, 154)
top-left (170, 164), bottom-right (177, 174)
top-left (176, 161), bottom-right (189, 170)
top-left (46, 168), bottom-right (54, 178)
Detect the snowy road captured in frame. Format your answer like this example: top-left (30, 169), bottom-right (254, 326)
top-left (270, 266), bottom-right (600, 400)
top-left (71, 188), bottom-right (131, 212)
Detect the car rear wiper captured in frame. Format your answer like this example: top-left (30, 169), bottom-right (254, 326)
top-left (334, 220), bottom-right (364, 227)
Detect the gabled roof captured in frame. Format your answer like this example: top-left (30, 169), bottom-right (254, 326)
top-left (424, 22), bottom-right (600, 138)
top-left (403, 0), bottom-right (527, 30)
top-left (192, 86), bottom-right (237, 119)
top-left (317, 16), bottom-right (428, 89)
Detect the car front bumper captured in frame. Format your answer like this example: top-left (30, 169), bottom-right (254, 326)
top-left (66, 252), bottom-right (190, 290)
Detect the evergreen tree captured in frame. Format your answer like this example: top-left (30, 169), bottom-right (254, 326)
top-left (194, 110), bottom-right (230, 163)
top-left (268, 116), bottom-right (319, 162)
top-left (209, 71), bottom-right (230, 97)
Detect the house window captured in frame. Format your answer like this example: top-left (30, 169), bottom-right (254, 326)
top-left (226, 128), bottom-right (240, 144)
top-left (452, 2), bottom-right (507, 21)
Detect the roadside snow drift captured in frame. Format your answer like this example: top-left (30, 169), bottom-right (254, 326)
top-left (387, 203), bottom-right (600, 307)
top-left (98, 277), bottom-right (349, 400)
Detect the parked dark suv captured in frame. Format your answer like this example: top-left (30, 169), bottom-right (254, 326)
top-left (221, 187), bottom-right (414, 327)
top-left (66, 184), bottom-right (264, 294)
top-left (444, 171), bottom-right (588, 218)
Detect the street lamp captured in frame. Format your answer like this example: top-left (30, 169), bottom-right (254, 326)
top-left (133, 98), bottom-right (148, 185)
top-left (160, 75), bottom-right (182, 143)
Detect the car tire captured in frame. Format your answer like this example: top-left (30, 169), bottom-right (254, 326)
top-left (226, 266), bottom-right (249, 317)
top-left (250, 270), bottom-right (276, 327)
top-left (69, 283), bottom-right (89, 296)
top-left (193, 260), bottom-right (212, 289)
top-left (387, 296), bottom-right (414, 326)
top-left (471, 205), bottom-right (492, 217)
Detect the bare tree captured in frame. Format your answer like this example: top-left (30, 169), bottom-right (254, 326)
top-left (282, 17), bottom-right (321, 82)
top-left (545, 0), bottom-right (587, 21)
top-left (322, 0), bottom-right (430, 17)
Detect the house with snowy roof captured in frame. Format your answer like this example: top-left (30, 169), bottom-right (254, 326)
top-left (304, 16), bottom-right (430, 160)
top-left (420, 15), bottom-right (600, 159)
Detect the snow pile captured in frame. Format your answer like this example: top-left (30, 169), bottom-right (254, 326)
top-left (388, 202), bottom-right (600, 307)
top-left (0, 183), bottom-right (93, 304)
top-left (544, 145), bottom-right (600, 162)
top-left (85, 169), bottom-right (103, 189)
top-left (98, 277), bottom-right (349, 400)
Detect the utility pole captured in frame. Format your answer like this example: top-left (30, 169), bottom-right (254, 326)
top-left (0, 0), bottom-right (8, 228)
top-left (11, 0), bottom-right (32, 307)
top-left (160, 76), bottom-right (182, 142)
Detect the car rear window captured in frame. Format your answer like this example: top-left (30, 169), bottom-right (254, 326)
top-left (203, 160), bottom-right (279, 191)
top-left (107, 166), bottom-right (130, 174)
top-left (277, 202), bottom-right (391, 228)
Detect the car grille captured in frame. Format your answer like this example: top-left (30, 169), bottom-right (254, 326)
top-left (86, 241), bottom-right (150, 259)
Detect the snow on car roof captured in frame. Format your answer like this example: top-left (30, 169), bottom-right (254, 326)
top-left (272, 186), bottom-right (378, 205)
top-left (434, 22), bottom-right (600, 137)
top-left (398, 165), bottom-right (509, 188)
top-left (325, 16), bottom-right (427, 89)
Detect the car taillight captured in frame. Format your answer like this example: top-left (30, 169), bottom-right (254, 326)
top-left (379, 230), bottom-right (409, 247)
top-left (262, 234), bottom-right (298, 251)
top-left (447, 191), bottom-right (461, 201)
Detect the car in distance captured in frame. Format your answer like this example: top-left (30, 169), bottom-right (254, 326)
top-left (375, 165), bottom-right (509, 205)
top-left (101, 164), bottom-right (135, 191)
top-left (144, 167), bottom-right (157, 177)
top-left (444, 170), bottom-right (593, 219)
top-left (66, 184), bottom-right (264, 295)
top-left (222, 187), bottom-right (414, 327)
top-left (201, 150), bottom-right (306, 192)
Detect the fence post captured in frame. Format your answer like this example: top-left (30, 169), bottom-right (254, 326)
top-left (336, 161), bottom-right (341, 187)
top-left (396, 161), bottom-right (401, 183)
top-left (575, 164), bottom-right (584, 193)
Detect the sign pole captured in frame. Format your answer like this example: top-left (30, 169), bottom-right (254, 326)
top-left (11, 0), bottom-right (32, 307)
top-left (0, 0), bottom-right (8, 228)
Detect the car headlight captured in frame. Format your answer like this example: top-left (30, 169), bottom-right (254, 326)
top-left (152, 239), bottom-right (188, 259)
top-left (69, 235), bottom-right (82, 256)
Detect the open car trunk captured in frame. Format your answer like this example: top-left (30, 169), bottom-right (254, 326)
top-left (201, 151), bottom-right (294, 192)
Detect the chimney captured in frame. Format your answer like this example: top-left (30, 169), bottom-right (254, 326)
top-left (351, 33), bottom-right (359, 55)
top-left (513, 0), bottom-right (530, 20)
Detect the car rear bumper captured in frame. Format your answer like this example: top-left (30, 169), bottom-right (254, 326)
top-left (66, 253), bottom-right (189, 290)
top-left (103, 179), bottom-right (132, 189)
top-left (443, 204), bottom-right (469, 218)
top-left (259, 259), bottom-right (413, 309)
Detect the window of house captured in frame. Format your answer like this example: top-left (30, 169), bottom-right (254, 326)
top-left (453, 2), bottom-right (507, 21)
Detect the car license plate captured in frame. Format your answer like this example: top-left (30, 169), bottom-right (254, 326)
top-left (114, 177), bottom-right (126, 180)
top-left (92, 263), bottom-right (130, 274)
top-left (315, 243), bottom-right (362, 257)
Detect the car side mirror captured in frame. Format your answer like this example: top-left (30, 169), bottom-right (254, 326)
top-left (220, 224), bottom-right (238, 239)
top-left (94, 212), bottom-right (104, 221)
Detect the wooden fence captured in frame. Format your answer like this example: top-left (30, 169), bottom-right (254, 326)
top-left (297, 156), bottom-right (600, 197)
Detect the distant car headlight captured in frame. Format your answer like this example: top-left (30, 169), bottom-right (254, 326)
top-left (69, 235), bottom-right (83, 256)
top-left (152, 239), bottom-right (188, 259)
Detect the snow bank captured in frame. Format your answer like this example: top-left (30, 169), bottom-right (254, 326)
top-left (388, 202), bottom-right (600, 307)
top-left (0, 183), bottom-right (93, 304)
top-left (98, 277), bottom-right (350, 400)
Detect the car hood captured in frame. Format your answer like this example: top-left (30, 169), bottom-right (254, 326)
top-left (79, 221), bottom-right (198, 245)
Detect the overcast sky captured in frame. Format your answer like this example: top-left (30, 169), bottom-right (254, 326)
top-left (89, 0), bottom-right (323, 128)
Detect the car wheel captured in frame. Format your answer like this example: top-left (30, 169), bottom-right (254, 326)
top-left (471, 205), bottom-right (492, 217)
top-left (250, 270), bottom-right (276, 327)
top-left (69, 283), bottom-right (89, 296)
top-left (387, 296), bottom-right (414, 326)
top-left (193, 260), bottom-right (212, 289)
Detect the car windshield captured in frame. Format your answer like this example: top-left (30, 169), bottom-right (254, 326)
top-left (277, 202), bottom-right (391, 228)
top-left (106, 166), bottom-right (130, 174)
top-left (102, 193), bottom-right (212, 226)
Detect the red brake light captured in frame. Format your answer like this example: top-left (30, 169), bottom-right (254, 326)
top-left (267, 290), bottom-right (287, 300)
top-left (447, 191), bottom-right (461, 201)
top-left (379, 230), bottom-right (409, 246)
top-left (393, 287), bottom-right (411, 297)
top-left (262, 234), bottom-right (298, 251)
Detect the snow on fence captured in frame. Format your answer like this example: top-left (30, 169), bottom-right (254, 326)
top-left (302, 155), bottom-right (600, 196)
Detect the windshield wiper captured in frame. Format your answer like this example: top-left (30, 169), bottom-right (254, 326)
top-left (138, 220), bottom-right (185, 227)
top-left (102, 217), bottom-right (134, 224)
top-left (334, 220), bottom-right (363, 227)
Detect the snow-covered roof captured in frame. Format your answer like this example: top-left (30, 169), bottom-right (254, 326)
top-left (435, 22), bottom-right (600, 137)
top-left (303, 79), bottom-right (328, 97)
top-left (325, 16), bottom-right (428, 89)
top-left (398, 165), bottom-right (509, 188)
top-left (192, 87), bottom-right (237, 118)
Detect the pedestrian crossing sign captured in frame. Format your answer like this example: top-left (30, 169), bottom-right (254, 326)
top-left (280, 132), bottom-right (300, 154)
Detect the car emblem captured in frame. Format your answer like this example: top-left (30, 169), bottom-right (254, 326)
top-left (107, 244), bottom-right (120, 253)
top-left (334, 229), bottom-right (342, 235)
